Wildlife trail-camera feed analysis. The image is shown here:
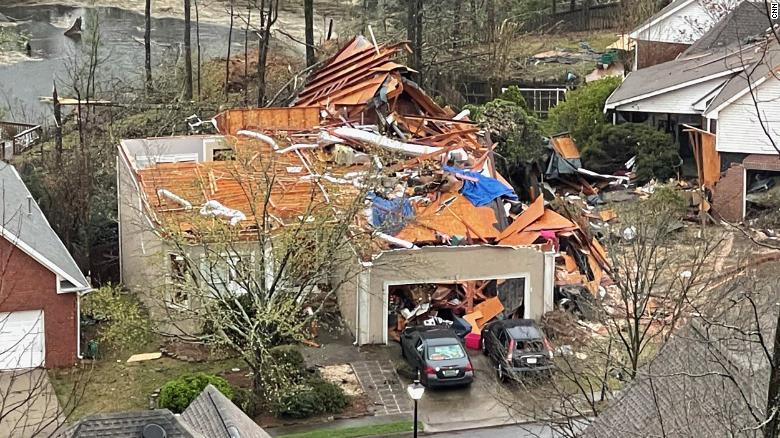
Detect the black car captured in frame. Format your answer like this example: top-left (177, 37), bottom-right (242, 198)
top-left (400, 326), bottom-right (474, 387)
top-left (481, 319), bottom-right (554, 380)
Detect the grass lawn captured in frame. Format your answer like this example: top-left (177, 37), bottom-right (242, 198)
top-left (277, 421), bottom-right (421, 438)
top-left (49, 356), bottom-right (245, 421)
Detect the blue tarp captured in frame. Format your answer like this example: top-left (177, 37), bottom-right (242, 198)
top-left (366, 192), bottom-right (414, 236)
top-left (443, 165), bottom-right (518, 207)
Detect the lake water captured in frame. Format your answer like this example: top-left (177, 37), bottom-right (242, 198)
top-left (0, 4), bottom-right (254, 122)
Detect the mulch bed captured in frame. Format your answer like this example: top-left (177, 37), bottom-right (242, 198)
top-left (160, 341), bottom-right (235, 362)
top-left (254, 394), bottom-right (372, 428)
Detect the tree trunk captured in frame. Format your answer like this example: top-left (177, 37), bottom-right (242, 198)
top-left (195, 0), bottom-right (202, 100)
top-left (763, 306), bottom-right (780, 438)
top-left (413, 0), bottom-right (423, 83)
top-left (243, 3), bottom-right (251, 105)
top-left (225, 1), bottom-right (234, 99)
top-left (304, 0), bottom-right (315, 67)
top-left (53, 82), bottom-right (62, 163)
top-left (257, 36), bottom-right (268, 106)
top-left (183, 0), bottom-right (193, 100)
top-left (452, 0), bottom-right (461, 48)
top-left (144, 0), bottom-right (152, 92)
top-left (407, 0), bottom-right (416, 68)
top-left (486, 0), bottom-right (495, 42)
top-left (407, 0), bottom-right (423, 81)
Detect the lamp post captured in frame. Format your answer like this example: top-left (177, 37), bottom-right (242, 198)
top-left (406, 378), bottom-right (425, 438)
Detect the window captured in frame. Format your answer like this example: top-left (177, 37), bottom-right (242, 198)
top-left (168, 253), bottom-right (190, 308)
top-left (200, 253), bottom-right (253, 295)
top-left (427, 344), bottom-right (466, 361)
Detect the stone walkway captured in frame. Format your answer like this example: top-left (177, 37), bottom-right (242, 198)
top-left (350, 360), bottom-right (411, 416)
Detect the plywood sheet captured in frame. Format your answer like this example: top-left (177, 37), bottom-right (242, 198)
top-left (701, 132), bottom-right (721, 187)
top-left (498, 195), bottom-right (544, 241)
top-left (551, 135), bottom-right (580, 159)
top-left (215, 107), bottom-right (320, 134)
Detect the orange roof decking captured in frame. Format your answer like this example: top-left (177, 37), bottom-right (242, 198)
top-left (125, 36), bottom-right (531, 249)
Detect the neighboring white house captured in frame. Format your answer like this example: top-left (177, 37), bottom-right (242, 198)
top-left (629, 0), bottom-right (741, 69)
top-left (605, 24), bottom-right (780, 222)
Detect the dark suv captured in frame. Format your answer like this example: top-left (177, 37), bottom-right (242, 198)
top-left (400, 326), bottom-right (474, 387)
top-left (481, 319), bottom-right (554, 380)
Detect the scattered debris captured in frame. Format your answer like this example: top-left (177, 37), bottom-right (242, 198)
top-left (126, 352), bottom-right (162, 363)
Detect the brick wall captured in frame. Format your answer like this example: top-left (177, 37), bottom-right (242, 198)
top-left (742, 154), bottom-right (780, 172)
top-left (712, 164), bottom-right (744, 223)
top-left (0, 237), bottom-right (77, 368)
top-left (636, 40), bottom-right (691, 69)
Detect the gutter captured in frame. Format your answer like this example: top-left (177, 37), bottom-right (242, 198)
top-left (76, 287), bottom-right (93, 360)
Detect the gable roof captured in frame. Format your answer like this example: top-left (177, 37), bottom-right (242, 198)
top-left (56, 410), bottom-right (204, 438)
top-left (0, 163), bottom-right (89, 291)
top-left (182, 384), bottom-right (271, 438)
top-left (629, 0), bottom-right (696, 39)
top-left (684, 1), bottom-right (777, 55)
top-left (582, 265), bottom-right (777, 437)
top-left (57, 385), bottom-right (271, 438)
top-left (604, 42), bottom-right (752, 108)
top-left (704, 39), bottom-right (780, 116)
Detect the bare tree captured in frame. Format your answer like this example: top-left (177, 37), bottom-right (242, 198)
top-left (145, 0), bottom-right (152, 92)
top-left (194, 0), bottom-right (202, 100)
top-left (256, 0), bottom-right (280, 106)
top-left (225, 0), bottom-right (235, 100)
top-left (142, 138), bottom-right (380, 398)
top-left (304, 0), bottom-right (315, 68)
top-left (183, 0), bottom-right (193, 101)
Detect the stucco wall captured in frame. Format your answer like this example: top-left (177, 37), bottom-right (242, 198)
top-left (361, 245), bottom-right (549, 344)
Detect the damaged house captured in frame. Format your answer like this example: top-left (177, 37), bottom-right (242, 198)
top-left (117, 37), bottom-right (567, 345)
top-left (605, 4), bottom-right (780, 222)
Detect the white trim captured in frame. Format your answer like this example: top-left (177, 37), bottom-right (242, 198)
top-left (76, 292), bottom-right (82, 359)
top-left (629, 0), bottom-right (695, 39)
top-left (742, 166), bottom-right (747, 221)
top-left (605, 69), bottom-right (742, 110)
top-left (542, 251), bottom-right (556, 314)
top-left (0, 226), bottom-right (88, 291)
top-left (117, 155), bottom-right (123, 284)
top-left (523, 281), bottom-right (532, 319)
top-left (615, 107), bottom-right (701, 114)
top-left (705, 75), bottom-right (771, 117)
top-left (382, 273), bottom-right (532, 345)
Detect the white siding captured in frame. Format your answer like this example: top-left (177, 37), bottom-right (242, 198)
top-left (636, 1), bottom-right (717, 44)
top-left (717, 78), bottom-right (780, 154)
top-left (616, 78), bottom-right (727, 114)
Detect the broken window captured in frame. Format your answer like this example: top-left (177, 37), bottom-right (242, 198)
top-left (212, 148), bottom-right (235, 161)
top-left (168, 253), bottom-right (190, 308)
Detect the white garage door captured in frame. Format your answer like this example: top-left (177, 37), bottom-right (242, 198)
top-left (0, 310), bottom-right (44, 369)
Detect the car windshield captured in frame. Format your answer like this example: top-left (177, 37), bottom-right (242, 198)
top-left (507, 325), bottom-right (542, 340)
top-left (427, 344), bottom-right (465, 361)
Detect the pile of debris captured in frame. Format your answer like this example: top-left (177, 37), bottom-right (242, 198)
top-left (142, 35), bottom-right (625, 345)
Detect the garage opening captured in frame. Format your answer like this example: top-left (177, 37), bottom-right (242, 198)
top-left (0, 310), bottom-right (45, 369)
top-left (745, 169), bottom-right (780, 228)
top-left (387, 278), bottom-right (526, 343)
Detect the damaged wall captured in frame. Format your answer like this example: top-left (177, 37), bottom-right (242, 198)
top-left (348, 245), bottom-right (550, 345)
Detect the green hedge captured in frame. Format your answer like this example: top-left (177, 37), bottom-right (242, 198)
top-left (272, 379), bottom-right (349, 419)
top-left (158, 372), bottom-right (234, 413)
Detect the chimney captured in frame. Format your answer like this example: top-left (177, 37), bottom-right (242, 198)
top-left (26, 195), bottom-right (32, 215)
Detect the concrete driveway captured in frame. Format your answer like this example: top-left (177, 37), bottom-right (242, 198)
top-left (0, 369), bottom-right (63, 437)
top-left (399, 352), bottom-right (538, 433)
